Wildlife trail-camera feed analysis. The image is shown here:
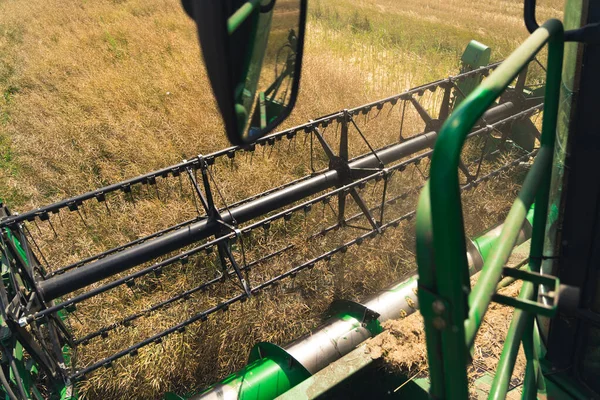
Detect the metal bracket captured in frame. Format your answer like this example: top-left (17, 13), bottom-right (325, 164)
top-left (215, 221), bottom-right (251, 298)
top-left (348, 189), bottom-right (381, 233)
top-left (194, 155), bottom-right (251, 298)
top-left (438, 82), bottom-right (453, 122)
top-left (5, 317), bottom-right (62, 379)
top-left (410, 97), bottom-right (442, 133)
top-left (417, 284), bottom-right (452, 331)
top-left (311, 120), bottom-right (382, 233)
top-left (492, 267), bottom-right (560, 317)
top-left (419, 283), bottom-right (475, 359)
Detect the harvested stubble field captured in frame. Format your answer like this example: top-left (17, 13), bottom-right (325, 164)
top-left (0, 0), bottom-right (562, 399)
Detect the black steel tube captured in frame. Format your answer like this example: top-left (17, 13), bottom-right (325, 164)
top-left (38, 103), bottom-right (516, 301)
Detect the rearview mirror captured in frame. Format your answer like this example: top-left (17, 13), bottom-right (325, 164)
top-left (183, 0), bottom-right (307, 146)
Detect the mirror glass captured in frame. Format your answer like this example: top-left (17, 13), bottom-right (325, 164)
top-left (228, 0), bottom-right (303, 143)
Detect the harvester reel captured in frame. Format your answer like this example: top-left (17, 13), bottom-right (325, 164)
top-left (0, 56), bottom-right (546, 399)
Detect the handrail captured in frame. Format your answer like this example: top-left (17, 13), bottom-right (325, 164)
top-left (416, 19), bottom-right (564, 399)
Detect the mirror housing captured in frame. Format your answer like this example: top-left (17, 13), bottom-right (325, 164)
top-left (183, 0), bottom-right (307, 146)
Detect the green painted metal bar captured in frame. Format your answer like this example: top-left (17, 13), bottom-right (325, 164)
top-left (521, 315), bottom-right (538, 400)
top-left (417, 18), bottom-right (564, 399)
top-left (415, 184), bottom-right (446, 397)
top-left (200, 357), bottom-right (307, 400)
top-left (488, 283), bottom-right (534, 400)
top-left (520, 312), bottom-right (546, 400)
top-left (472, 206), bottom-right (534, 262)
top-left (487, 20), bottom-right (564, 398)
top-left (466, 146), bottom-right (552, 342)
top-left (533, 321), bottom-right (547, 394)
top-left (467, 18), bottom-right (564, 341)
top-left (527, 14), bottom-right (565, 279)
top-left (228, 0), bottom-right (261, 34)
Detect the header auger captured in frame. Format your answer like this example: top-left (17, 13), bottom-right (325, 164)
top-left (0, 40), bottom-right (546, 399)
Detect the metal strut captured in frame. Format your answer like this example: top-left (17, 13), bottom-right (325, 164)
top-left (312, 111), bottom-right (382, 233)
top-left (196, 155), bottom-right (252, 298)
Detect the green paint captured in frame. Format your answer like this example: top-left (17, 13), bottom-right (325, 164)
top-left (194, 356), bottom-right (308, 400)
top-left (0, 226), bottom-right (76, 399)
top-left (228, 0), bottom-right (261, 35)
top-left (182, 303), bottom-right (384, 399)
top-left (4, 229), bottom-right (27, 266)
top-left (473, 208), bottom-right (535, 262)
top-left (416, 19), bottom-right (564, 399)
top-left (489, 282), bottom-right (535, 399)
top-left (339, 313), bottom-right (381, 335)
top-left (454, 40), bottom-right (491, 107)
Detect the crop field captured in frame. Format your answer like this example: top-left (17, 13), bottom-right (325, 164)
top-left (0, 0), bottom-right (562, 399)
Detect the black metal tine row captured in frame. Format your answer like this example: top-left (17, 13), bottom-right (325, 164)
top-left (48, 215), bottom-right (207, 277)
top-left (25, 168), bottom-right (401, 322)
top-left (461, 150), bottom-right (537, 191)
top-left (22, 102), bottom-right (543, 326)
top-left (36, 161), bottom-right (413, 325)
top-left (68, 141), bottom-right (530, 382)
top-left (344, 61), bottom-right (501, 117)
top-left (25, 233), bottom-right (233, 324)
top-left (47, 172), bottom-right (319, 277)
top-left (453, 109), bottom-right (537, 185)
top-left (74, 244), bottom-right (294, 346)
top-left (69, 287), bottom-right (245, 380)
top-left (306, 123), bottom-right (522, 242)
top-left (308, 188), bottom-right (416, 239)
top-left (69, 172), bottom-right (424, 345)
top-left (0, 63), bottom-right (502, 229)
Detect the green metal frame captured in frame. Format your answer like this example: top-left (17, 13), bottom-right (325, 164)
top-left (415, 19), bottom-right (564, 399)
top-left (0, 224), bottom-right (76, 400)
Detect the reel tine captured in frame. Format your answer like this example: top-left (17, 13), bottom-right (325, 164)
top-left (47, 217), bottom-right (58, 238)
top-left (33, 219), bottom-right (43, 236)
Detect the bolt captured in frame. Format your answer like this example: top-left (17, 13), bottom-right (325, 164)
top-left (433, 317), bottom-right (446, 330)
top-left (432, 300), bottom-right (445, 314)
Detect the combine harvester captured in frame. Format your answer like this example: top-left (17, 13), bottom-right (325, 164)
top-left (1, 0), bottom-right (599, 399)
